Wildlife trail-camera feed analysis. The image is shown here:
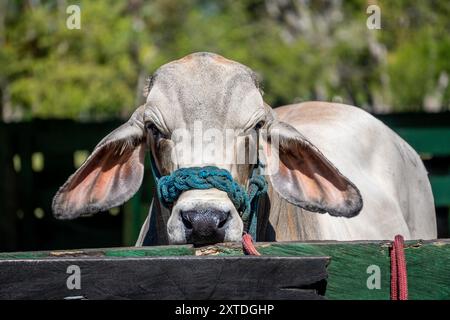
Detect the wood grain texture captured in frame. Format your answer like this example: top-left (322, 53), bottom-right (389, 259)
top-left (193, 240), bottom-right (450, 300)
top-left (1, 240), bottom-right (448, 300)
top-left (0, 256), bottom-right (329, 300)
top-left (255, 240), bottom-right (450, 300)
top-left (0, 245), bottom-right (195, 260)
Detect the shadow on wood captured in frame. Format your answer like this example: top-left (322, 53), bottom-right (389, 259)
top-left (0, 256), bottom-right (329, 300)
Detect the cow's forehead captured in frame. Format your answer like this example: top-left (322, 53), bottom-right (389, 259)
top-left (144, 52), bottom-right (264, 131)
top-left (161, 52), bottom-right (256, 80)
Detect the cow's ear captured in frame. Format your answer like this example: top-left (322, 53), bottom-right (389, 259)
top-left (52, 108), bottom-right (147, 219)
top-left (261, 121), bottom-right (363, 217)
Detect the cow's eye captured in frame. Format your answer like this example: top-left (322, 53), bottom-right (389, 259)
top-left (145, 122), bottom-right (163, 138)
top-left (254, 120), bottom-right (265, 130)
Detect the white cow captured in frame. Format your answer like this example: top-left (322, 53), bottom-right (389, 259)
top-left (52, 52), bottom-right (437, 245)
top-left (263, 101), bottom-right (437, 241)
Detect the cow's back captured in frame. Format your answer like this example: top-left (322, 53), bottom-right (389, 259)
top-left (264, 101), bottom-right (436, 241)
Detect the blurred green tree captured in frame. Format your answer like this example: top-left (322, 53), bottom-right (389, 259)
top-left (0, 0), bottom-right (449, 121)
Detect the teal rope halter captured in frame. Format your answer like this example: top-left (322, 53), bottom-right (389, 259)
top-left (156, 166), bottom-right (267, 237)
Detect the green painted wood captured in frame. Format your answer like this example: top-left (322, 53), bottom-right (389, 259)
top-left (430, 175), bottom-right (450, 206)
top-left (376, 112), bottom-right (450, 128)
top-left (394, 128), bottom-right (450, 156)
top-left (0, 245), bottom-right (195, 260)
top-left (0, 240), bottom-right (449, 300)
top-left (0, 251), bottom-right (49, 260)
top-left (178, 240), bottom-right (450, 300)
top-left (376, 113), bottom-right (450, 211)
top-left (255, 240), bottom-right (450, 300)
top-left (105, 245), bottom-right (195, 257)
top-left (192, 241), bottom-right (392, 300)
top-left (198, 240), bottom-right (450, 300)
top-left (258, 242), bottom-right (392, 300)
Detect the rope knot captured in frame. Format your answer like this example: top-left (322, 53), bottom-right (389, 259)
top-left (156, 166), bottom-right (267, 234)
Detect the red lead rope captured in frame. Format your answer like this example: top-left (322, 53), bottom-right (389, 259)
top-left (390, 234), bottom-right (408, 300)
top-left (242, 233), bottom-right (261, 256)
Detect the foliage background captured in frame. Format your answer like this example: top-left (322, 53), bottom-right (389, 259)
top-left (1, 0), bottom-right (449, 121)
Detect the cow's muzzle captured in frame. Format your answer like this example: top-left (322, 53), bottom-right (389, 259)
top-left (181, 209), bottom-right (230, 245)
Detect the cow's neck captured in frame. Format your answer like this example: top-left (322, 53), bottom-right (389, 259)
top-left (257, 184), bottom-right (323, 241)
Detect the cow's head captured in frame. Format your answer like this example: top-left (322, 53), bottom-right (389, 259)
top-left (52, 52), bottom-right (362, 245)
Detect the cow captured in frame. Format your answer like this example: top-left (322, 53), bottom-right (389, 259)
top-left (52, 52), bottom-right (437, 246)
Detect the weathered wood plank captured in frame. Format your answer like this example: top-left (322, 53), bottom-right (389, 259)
top-left (193, 240), bottom-right (450, 300)
top-left (0, 245), bottom-right (195, 260)
top-left (0, 256), bottom-right (329, 300)
top-left (257, 241), bottom-right (392, 300)
top-left (1, 240), bottom-right (448, 300)
top-left (430, 175), bottom-right (450, 206)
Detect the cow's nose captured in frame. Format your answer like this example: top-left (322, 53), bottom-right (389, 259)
top-left (181, 209), bottom-right (230, 246)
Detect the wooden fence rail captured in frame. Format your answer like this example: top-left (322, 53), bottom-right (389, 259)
top-left (0, 240), bottom-right (448, 300)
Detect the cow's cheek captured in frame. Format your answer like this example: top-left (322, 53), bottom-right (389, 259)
top-left (223, 209), bottom-right (244, 242)
top-left (166, 208), bottom-right (187, 244)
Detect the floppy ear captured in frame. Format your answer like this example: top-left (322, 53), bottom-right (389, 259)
top-left (261, 121), bottom-right (363, 217)
top-left (52, 107), bottom-right (147, 219)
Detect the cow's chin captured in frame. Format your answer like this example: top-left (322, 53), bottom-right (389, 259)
top-left (166, 189), bottom-right (243, 245)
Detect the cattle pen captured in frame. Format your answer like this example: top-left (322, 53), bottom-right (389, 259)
top-left (0, 239), bottom-right (449, 300)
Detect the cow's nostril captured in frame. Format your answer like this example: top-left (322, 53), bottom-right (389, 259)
top-left (181, 211), bottom-right (193, 229)
top-left (217, 211), bottom-right (230, 229)
top-left (181, 209), bottom-right (229, 245)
